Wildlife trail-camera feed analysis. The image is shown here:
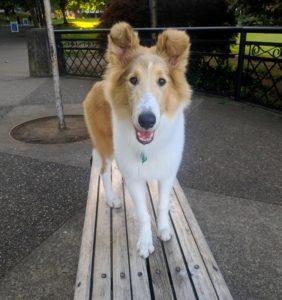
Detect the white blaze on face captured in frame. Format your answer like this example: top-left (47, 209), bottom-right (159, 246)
top-left (133, 62), bottom-right (161, 129)
top-left (130, 58), bottom-right (164, 144)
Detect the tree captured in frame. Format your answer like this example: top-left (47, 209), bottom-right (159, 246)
top-left (50, 0), bottom-right (108, 22)
top-left (51, 0), bottom-right (68, 24)
top-left (228, 0), bottom-right (282, 25)
top-left (0, 0), bottom-right (29, 22)
top-left (101, 0), bottom-right (235, 28)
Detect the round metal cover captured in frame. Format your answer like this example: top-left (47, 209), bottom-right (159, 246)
top-left (10, 115), bottom-right (89, 144)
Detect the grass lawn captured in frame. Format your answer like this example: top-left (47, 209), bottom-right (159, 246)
top-left (53, 18), bottom-right (100, 29)
top-left (231, 32), bottom-right (282, 56)
top-left (53, 18), bottom-right (102, 39)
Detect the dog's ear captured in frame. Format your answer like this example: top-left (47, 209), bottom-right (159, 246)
top-left (156, 29), bottom-right (190, 69)
top-left (107, 22), bottom-right (140, 65)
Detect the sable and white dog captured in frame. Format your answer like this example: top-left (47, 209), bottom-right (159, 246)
top-left (84, 22), bottom-right (192, 258)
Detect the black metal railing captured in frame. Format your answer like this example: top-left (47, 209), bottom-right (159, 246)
top-left (55, 27), bottom-right (282, 110)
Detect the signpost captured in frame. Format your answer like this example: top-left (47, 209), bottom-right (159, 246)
top-left (10, 22), bottom-right (19, 33)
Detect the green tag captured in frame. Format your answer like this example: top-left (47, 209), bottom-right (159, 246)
top-left (140, 152), bottom-right (148, 164)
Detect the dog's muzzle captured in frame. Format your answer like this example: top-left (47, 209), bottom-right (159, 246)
top-left (135, 112), bottom-right (156, 144)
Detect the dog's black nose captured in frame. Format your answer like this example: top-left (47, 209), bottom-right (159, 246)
top-left (138, 112), bottom-right (156, 129)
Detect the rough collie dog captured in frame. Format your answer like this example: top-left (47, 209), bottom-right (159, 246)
top-left (84, 22), bottom-right (192, 258)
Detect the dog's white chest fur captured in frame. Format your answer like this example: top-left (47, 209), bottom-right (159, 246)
top-left (112, 112), bottom-right (185, 181)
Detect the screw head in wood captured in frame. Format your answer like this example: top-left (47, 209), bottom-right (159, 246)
top-left (120, 272), bottom-right (125, 278)
top-left (194, 265), bottom-right (200, 269)
top-left (138, 272), bottom-right (143, 277)
top-left (156, 269), bottom-right (161, 274)
top-left (175, 266), bottom-right (181, 273)
top-left (101, 273), bottom-right (107, 278)
top-left (213, 265), bottom-right (218, 271)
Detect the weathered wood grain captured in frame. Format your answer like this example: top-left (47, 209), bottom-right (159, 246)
top-left (123, 181), bottom-right (152, 299)
top-left (91, 175), bottom-right (111, 299)
top-left (174, 181), bottom-right (233, 300)
top-left (74, 166), bottom-right (99, 300)
top-left (170, 186), bottom-right (218, 300)
top-left (74, 163), bottom-right (232, 300)
top-left (145, 184), bottom-right (175, 300)
top-left (148, 181), bottom-right (197, 300)
top-left (112, 163), bottom-right (131, 300)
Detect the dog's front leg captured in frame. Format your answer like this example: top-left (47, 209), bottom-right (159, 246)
top-left (157, 176), bottom-right (175, 241)
top-left (125, 178), bottom-right (154, 258)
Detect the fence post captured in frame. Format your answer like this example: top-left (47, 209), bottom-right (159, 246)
top-left (235, 30), bottom-right (246, 101)
top-left (55, 32), bottom-right (66, 75)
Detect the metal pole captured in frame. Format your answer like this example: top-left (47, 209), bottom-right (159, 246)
top-left (235, 31), bottom-right (246, 101)
top-left (43, 0), bottom-right (66, 129)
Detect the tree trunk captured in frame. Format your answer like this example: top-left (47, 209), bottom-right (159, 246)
top-left (43, 0), bottom-right (66, 129)
top-left (26, 0), bottom-right (39, 27)
top-left (149, 0), bottom-right (157, 27)
top-left (60, 2), bottom-right (68, 24)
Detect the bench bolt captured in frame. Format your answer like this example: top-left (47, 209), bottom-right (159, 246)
top-left (101, 273), bottom-right (107, 278)
top-left (175, 266), bottom-right (181, 273)
top-left (138, 272), bottom-right (143, 277)
top-left (120, 272), bottom-right (125, 278)
top-left (194, 265), bottom-right (200, 269)
top-left (156, 269), bottom-right (161, 274)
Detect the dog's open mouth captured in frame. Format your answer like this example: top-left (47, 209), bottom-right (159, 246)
top-left (135, 129), bottom-right (155, 145)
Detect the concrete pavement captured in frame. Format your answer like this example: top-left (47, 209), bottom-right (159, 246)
top-left (0, 32), bottom-right (281, 300)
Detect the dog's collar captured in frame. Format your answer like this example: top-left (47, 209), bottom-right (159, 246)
top-left (140, 151), bottom-right (148, 164)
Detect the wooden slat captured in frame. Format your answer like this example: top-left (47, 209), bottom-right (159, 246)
top-left (75, 163), bottom-right (232, 300)
top-left (112, 163), bottom-right (131, 300)
top-left (74, 166), bottom-right (99, 300)
top-left (123, 183), bottom-right (152, 299)
top-left (174, 181), bottom-right (233, 300)
top-left (169, 187), bottom-right (218, 300)
top-left (91, 175), bottom-right (111, 299)
top-left (148, 181), bottom-right (197, 300)
top-left (145, 186), bottom-right (175, 299)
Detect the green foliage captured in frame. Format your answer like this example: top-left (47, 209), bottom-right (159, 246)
top-left (188, 57), bottom-right (282, 110)
top-left (0, 0), bottom-right (29, 15)
top-left (188, 60), bottom-right (236, 95)
top-left (227, 0), bottom-right (282, 25)
top-left (101, 0), bottom-right (235, 27)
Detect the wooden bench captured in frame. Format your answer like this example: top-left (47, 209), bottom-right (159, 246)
top-left (74, 162), bottom-right (233, 299)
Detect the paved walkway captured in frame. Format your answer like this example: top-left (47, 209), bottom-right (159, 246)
top-left (0, 33), bottom-right (281, 300)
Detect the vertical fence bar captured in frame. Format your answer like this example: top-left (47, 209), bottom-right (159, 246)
top-left (235, 30), bottom-right (246, 101)
top-left (55, 32), bottom-right (66, 75)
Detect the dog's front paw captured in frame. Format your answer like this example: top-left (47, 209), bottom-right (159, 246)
top-left (137, 231), bottom-right (155, 258)
top-left (158, 226), bottom-right (172, 242)
top-left (106, 195), bottom-right (122, 208)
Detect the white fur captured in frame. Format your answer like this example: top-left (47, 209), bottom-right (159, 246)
top-left (92, 150), bottom-right (121, 208)
top-left (133, 92), bottom-right (160, 130)
top-left (111, 109), bottom-right (185, 258)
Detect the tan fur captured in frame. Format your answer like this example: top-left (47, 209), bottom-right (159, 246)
top-left (83, 81), bottom-right (113, 172)
top-left (83, 22), bottom-right (192, 170)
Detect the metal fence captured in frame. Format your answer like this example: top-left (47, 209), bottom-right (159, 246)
top-left (55, 27), bottom-right (282, 110)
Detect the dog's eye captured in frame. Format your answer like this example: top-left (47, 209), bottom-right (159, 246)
top-left (129, 76), bottom-right (138, 85)
top-left (158, 78), bottom-right (166, 86)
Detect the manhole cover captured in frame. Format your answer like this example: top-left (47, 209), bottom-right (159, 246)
top-left (10, 115), bottom-right (89, 144)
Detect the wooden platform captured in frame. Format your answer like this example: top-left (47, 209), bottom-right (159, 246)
top-left (74, 163), bottom-right (233, 300)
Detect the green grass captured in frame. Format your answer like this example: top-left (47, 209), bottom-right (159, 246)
top-left (53, 18), bottom-right (102, 39)
top-left (231, 33), bottom-right (282, 56)
top-left (247, 33), bottom-right (282, 43)
top-left (53, 18), bottom-right (100, 29)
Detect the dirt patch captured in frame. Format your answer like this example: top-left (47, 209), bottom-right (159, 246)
top-left (10, 115), bottom-right (89, 144)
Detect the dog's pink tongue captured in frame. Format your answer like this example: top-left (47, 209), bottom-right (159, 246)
top-left (139, 131), bottom-right (153, 139)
